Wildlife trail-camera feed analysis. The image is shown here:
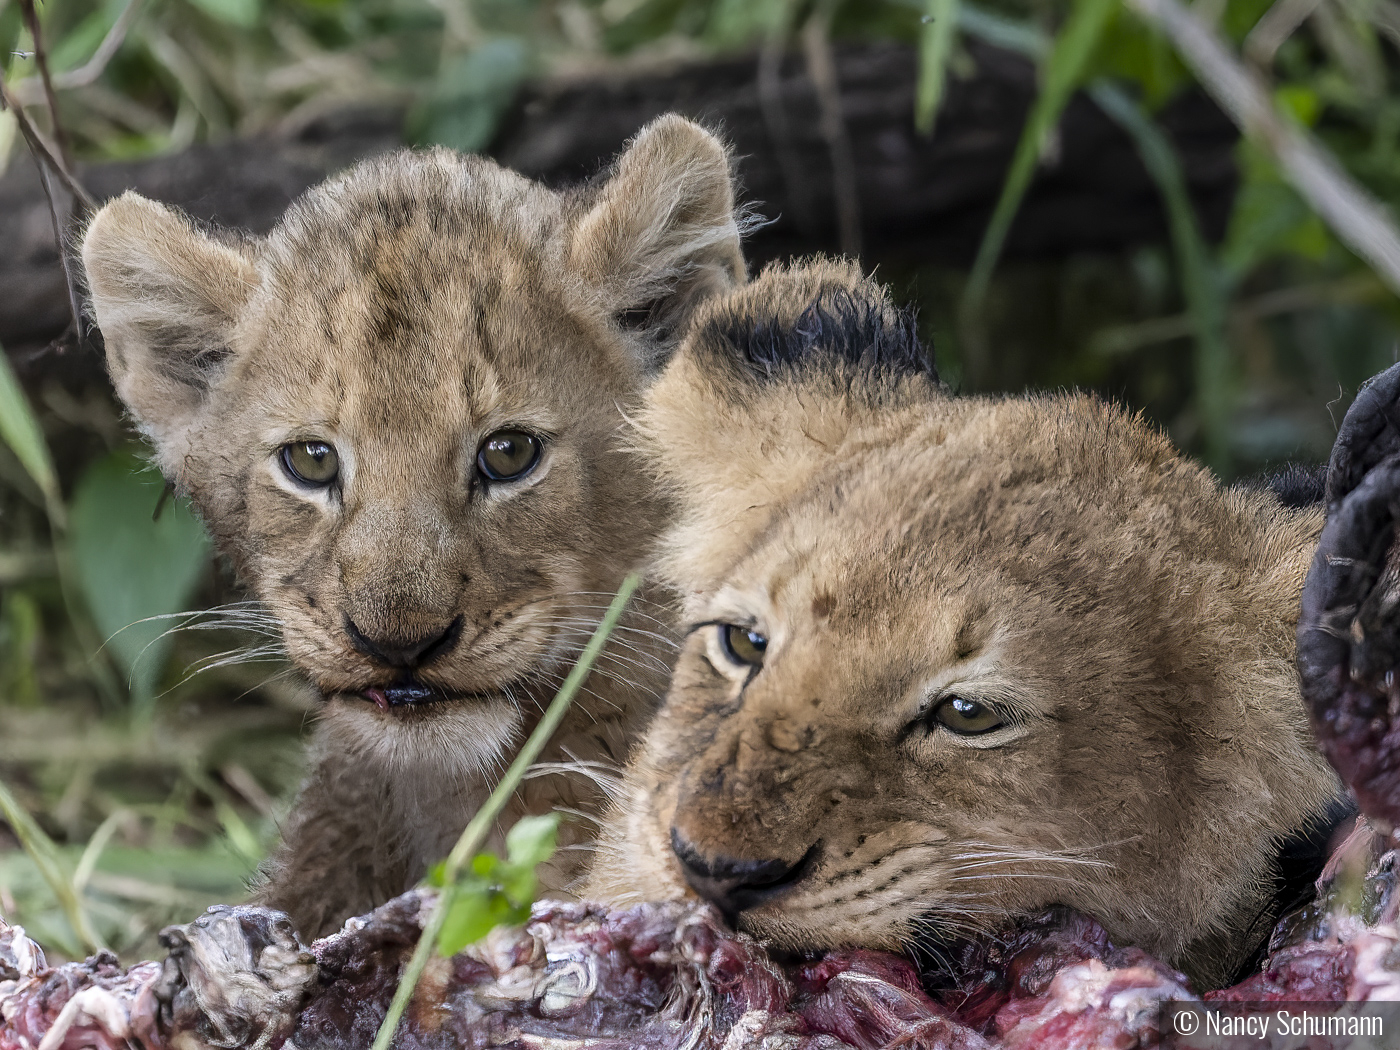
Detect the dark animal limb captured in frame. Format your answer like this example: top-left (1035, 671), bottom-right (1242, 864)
top-left (1299, 361), bottom-right (1400, 832)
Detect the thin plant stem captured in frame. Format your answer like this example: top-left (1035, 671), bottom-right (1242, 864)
top-left (0, 773), bottom-right (105, 953)
top-left (802, 0), bottom-right (861, 257)
top-left (0, 71), bottom-right (95, 217)
top-left (370, 570), bottom-right (643, 1050)
top-left (959, 0), bottom-right (1115, 320)
top-left (1090, 79), bottom-right (1233, 474)
top-left (916, 0), bottom-right (960, 134)
top-left (17, 0), bottom-right (72, 171)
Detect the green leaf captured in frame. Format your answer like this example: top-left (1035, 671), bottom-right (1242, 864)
top-left (0, 344), bottom-right (62, 521)
top-left (69, 450), bottom-right (212, 720)
top-left (1221, 143), bottom-right (1331, 278)
top-left (48, 9), bottom-right (115, 74)
top-left (472, 851), bottom-right (500, 877)
top-left (505, 812), bottom-right (560, 868)
top-left (438, 886), bottom-right (517, 955)
top-left (1, 589), bottom-right (43, 707)
top-left (915, 0), bottom-right (960, 134)
top-left (960, 0), bottom-right (1118, 317)
top-left (414, 37), bottom-right (529, 153)
top-left (499, 864), bottom-right (537, 906)
top-left (1275, 84), bottom-right (1321, 127)
top-left (1222, 0), bottom-right (1277, 43)
top-left (184, 0), bottom-right (262, 29)
top-left (1086, 9), bottom-right (1189, 106)
top-left (706, 0), bottom-right (787, 48)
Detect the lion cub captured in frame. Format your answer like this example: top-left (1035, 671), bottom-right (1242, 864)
top-left (588, 259), bottom-right (1346, 989)
top-left (80, 116), bottom-right (746, 938)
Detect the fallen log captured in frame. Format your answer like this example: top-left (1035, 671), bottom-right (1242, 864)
top-left (1, 39), bottom-right (1237, 375)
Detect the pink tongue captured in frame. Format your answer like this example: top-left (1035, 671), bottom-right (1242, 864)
top-left (365, 688), bottom-right (390, 712)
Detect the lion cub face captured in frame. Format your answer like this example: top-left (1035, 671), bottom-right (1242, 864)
top-left (590, 260), bottom-right (1341, 986)
top-left (81, 118), bottom-right (743, 772)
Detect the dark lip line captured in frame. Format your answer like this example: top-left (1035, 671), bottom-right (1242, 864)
top-left (330, 675), bottom-right (538, 713)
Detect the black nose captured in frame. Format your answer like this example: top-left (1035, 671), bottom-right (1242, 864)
top-left (345, 616), bottom-right (462, 669)
top-left (669, 827), bottom-right (816, 920)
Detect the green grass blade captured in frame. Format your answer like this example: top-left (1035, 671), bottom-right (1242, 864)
top-left (1090, 79), bottom-right (1232, 472)
top-left (0, 773), bottom-right (105, 952)
top-left (960, 0), bottom-right (1118, 318)
top-left (72, 809), bottom-right (128, 893)
top-left (916, 0), bottom-right (961, 134)
top-left (0, 342), bottom-right (65, 529)
top-left (957, 1), bottom-right (1048, 59)
top-left (371, 570), bottom-right (643, 1050)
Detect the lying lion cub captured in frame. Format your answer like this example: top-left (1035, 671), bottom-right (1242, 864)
top-left (81, 116), bottom-right (746, 938)
top-left (588, 259), bottom-right (1347, 989)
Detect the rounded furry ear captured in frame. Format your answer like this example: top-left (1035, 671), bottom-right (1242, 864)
top-left (569, 115), bottom-right (746, 367)
top-left (82, 192), bottom-right (260, 463)
top-left (638, 259), bottom-right (939, 596)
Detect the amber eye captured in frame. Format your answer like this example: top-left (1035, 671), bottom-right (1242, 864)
top-left (719, 624), bottom-right (767, 667)
top-left (477, 430), bottom-right (542, 482)
top-left (280, 441), bottom-right (339, 487)
top-left (932, 696), bottom-right (1004, 735)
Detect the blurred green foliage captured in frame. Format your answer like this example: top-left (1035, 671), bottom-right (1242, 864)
top-left (4, 0), bottom-right (1400, 964)
top-left (0, 344), bottom-right (307, 959)
top-left (431, 813), bottom-right (560, 955)
top-left (69, 450), bottom-right (210, 722)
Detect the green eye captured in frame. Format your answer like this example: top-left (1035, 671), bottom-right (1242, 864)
top-left (933, 696), bottom-right (1004, 735)
top-left (720, 624), bottom-right (767, 667)
top-left (477, 430), bottom-right (542, 482)
top-left (281, 441), bottom-right (339, 486)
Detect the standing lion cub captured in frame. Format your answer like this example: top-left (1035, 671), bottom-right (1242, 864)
top-left (588, 258), bottom-right (1347, 989)
top-left (80, 116), bottom-right (746, 938)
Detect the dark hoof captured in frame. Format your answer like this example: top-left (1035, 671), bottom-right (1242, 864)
top-left (1326, 362), bottom-right (1400, 509)
top-left (1299, 365), bottom-right (1400, 830)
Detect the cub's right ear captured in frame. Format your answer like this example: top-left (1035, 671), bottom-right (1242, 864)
top-left (82, 193), bottom-right (260, 465)
top-left (569, 115), bottom-right (746, 369)
top-left (638, 258), bottom-right (939, 598)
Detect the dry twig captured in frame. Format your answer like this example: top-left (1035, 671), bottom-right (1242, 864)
top-left (17, 0), bottom-right (74, 171)
top-left (1243, 0), bottom-right (1323, 66)
top-left (1128, 0), bottom-right (1400, 295)
top-left (802, 0), bottom-right (862, 257)
top-left (7, 0), bottom-right (147, 106)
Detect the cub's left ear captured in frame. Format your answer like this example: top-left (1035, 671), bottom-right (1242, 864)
top-left (568, 114), bottom-right (745, 367)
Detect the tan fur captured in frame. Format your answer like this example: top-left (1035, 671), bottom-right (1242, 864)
top-left (587, 259), bottom-right (1345, 989)
top-left (80, 116), bottom-right (746, 938)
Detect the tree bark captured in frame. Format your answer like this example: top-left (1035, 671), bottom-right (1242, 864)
top-left (1, 40), bottom-right (1238, 375)
top-left (491, 40), bottom-right (1237, 264)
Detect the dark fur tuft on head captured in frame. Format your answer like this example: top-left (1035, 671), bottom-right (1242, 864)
top-left (704, 289), bottom-right (936, 383)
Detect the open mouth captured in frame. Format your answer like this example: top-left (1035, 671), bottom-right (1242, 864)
top-left (360, 682), bottom-right (454, 711)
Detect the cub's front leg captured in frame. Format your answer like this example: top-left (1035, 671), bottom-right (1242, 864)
top-left (253, 735), bottom-right (421, 938)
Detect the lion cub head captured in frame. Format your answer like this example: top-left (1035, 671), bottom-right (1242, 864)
top-left (589, 259), bottom-right (1344, 988)
top-left (80, 117), bottom-right (743, 771)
